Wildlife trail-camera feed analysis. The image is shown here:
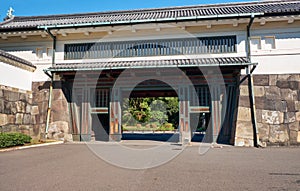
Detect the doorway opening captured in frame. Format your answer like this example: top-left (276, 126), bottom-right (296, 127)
top-left (121, 80), bottom-right (179, 142)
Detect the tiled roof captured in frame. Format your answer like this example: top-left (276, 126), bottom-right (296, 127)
top-left (1, 0), bottom-right (300, 30)
top-left (0, 50), bottom-right (36, 71)
top-left (47, 57), bottom-right (251, 71)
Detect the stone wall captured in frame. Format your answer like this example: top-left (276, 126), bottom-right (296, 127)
top-left (0, 82), bottom-right (72, 141)
top-left (0, 85), bottom-right (38, 138)
top-left (235, 74), bottom-right (300, 146)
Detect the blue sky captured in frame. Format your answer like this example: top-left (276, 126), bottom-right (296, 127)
top-left (1, 0), bottom-right (252, 18)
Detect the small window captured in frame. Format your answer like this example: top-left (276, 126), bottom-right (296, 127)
top-left (46, 48), bottom-right (53, 57)
top-left (250, 37), bottom-right (261, 51)
top-left (36, 48), bottom-right (43, 59)
top-left (264, 36), bottom-right (276, 49)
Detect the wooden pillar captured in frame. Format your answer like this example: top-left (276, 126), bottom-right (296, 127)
top-left (109, 88), bottom-right (122, 141)
top-left (210, 85), bottom-right (222, 143)
top-left (70, 88), bottom-right (81, 141)
top-left (80, 86), bottom-right (91, 141)
top-left (179, 86), bottom-right (191, 144)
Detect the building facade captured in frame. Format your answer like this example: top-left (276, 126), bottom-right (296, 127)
top-left (0, 0), bottom-right (300, 146)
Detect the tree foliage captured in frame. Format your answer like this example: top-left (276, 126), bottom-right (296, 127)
top-left (122, 97), bottom-right (179, 128)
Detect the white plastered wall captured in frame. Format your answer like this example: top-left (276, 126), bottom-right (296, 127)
top-left (0, 61), bottom-right (33, 91)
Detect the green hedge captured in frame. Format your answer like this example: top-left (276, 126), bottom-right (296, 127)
top-left (0, 133), bottom-right (32, 148)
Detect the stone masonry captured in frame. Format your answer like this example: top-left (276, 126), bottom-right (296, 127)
top-left (235, 74), bottom-right (300, 146)
top-left (0, 85), bottom-right (37, 138)
top-left (0, 82), bottom-right (72, 141)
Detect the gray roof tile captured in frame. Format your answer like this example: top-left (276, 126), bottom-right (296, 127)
top-left (0, 0), bottom-right (299, 30)
top-left (0, 49), bottom-right (36, 70)
top-left (47, 57), bottom-right (251, 71)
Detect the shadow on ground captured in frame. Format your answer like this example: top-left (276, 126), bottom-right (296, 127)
top-left (121, 132), bottom-right (204, 142)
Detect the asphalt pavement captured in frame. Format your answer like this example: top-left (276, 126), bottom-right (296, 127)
top-left (0, 142), bottom-right (299, 191)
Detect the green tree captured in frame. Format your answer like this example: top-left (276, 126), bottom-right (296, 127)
top-left (122, 97), bottom-right (179, 128)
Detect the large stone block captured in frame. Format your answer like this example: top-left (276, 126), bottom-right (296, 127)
top-left (0, 114), bottom-right (8, 126)
top-left (256, 109), bottom-right (262, 123)
top-left (25, 104), bottom-right (31, 114)
top-left (295, 101), bottom-right (300, 111)
top-left (269, 75), bottom-right (277, 86)
top-left (262, 110), bottom-right (284, 125)
top-left (296, 111), bottom-right (300, 122)
top-left (255, 98), bottom-right (284, 111)
top-left (0, 125), bottom-right (11, 132)
top-left (286, 100), bottom-right (296, 112)
top-left (48, 121), bottom-right (70, 140)
top-left (288, 121), bottom-right (299, 131)
top-left (19, 125), bottom-right (30, 130)
top-left (31, 115), bottom-right (36, 125)
top-left (3, 125), bottom-right (18, 132)
top-left (4, 91), bottom-right (19, 102)
top-left (280, 89), bottom-right (298, 101)
top-left (254, 86), bottom-right (265, 97)
top-left (238, 96), bottom-right (250, 107)
top-left (38, 102), bottom-right (48, 114)
top-left (265, 86), bottom-right (281, 99)
top-left (33, 91), bottom-right (49, 104)
top-left (257, 123), bottom-right (269, 142)
top-left (31, 106), bottom-right (39, 115)
top-left (298, 132), bottom-right (300, 143)
top-left (288, 81), bottom-right (300, 90)
top-left (276, 81), bottom-right (290, 89)
top-left (51, 110), bottom-right (70, 123)
top-left (19, 93), bottom-right (27, 101)
top-left (237, 107), bottom-right (251, 122)
top-left (7, 115), bottom-right (15, 124)
top-left (4, 101), bottom-right (16, 114)
top-left (235, 121), bottom-right (253, 139)
top-left (53, 89), bottom-right (64, 100)
top-left (284, 112), bottom-right (296, 124)
top-left (23, 114), bottom-right (31, 125)
top-left (234, 137), bottom-right (253, 147)
top-left (52, 100), bottom-right (68, 113)
top-left (254, 97), bottom-right (265, 110)
top-left (288, 74), bottom-right (300, 82)
top-left (269, 124), bottom-right (289, 143)
top-left (0, 100), bottom-right (4, 113)
top-left (289, 130), bottom-right (298, 145)
top-left (277, 74), bottom-right (291, 81)
top-left (38, 114), bottom-right (46, 124)
top-left (16, 101), bottom-right (26, 113)
top-left (239, 85), bottom-right (249, 96)
top-left (253, 75), bottom-right (269, 86)
top-left (16, 113), bottom-right (24, 124)
top-left (33, 125), bottom-right (40, 136)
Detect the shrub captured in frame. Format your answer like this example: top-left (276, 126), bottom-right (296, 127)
top-left (157, 123), bottom-right (174, 131)
top-left (163, 123), bottom-right (173, 129)
top-left (0, 133), bottom-right (32, 148)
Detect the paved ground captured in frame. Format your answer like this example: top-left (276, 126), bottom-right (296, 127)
top-left (0, 142), bottom-right (299, 191)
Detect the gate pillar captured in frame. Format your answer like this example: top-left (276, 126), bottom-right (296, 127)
top-left (210, 85), bottom-right (223, 143)
top-left (109, 88), bottom-right (122, 141)
top-left (81, 86), bottom-right (92, 141)
top-left (178, 86), bottom-right (191, 144)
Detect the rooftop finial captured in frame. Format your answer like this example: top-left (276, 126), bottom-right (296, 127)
top-left (4, 7), bottom-right (14, 21)
top-left (7, 7), bottom-right (15, 18)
